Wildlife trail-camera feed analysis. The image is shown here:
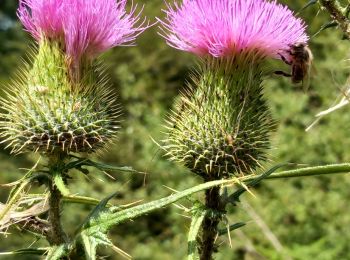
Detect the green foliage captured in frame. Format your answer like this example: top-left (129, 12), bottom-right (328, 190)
top-left (187, 208), bottom-right (207, 260)
top-left (45, 244), bottom-right (70, 260)
top-left (82, 179), bottom-right (237, 234)
top-left (45, 178), bottom-right (238, 259)
top-left (218, 222), bottom-right (246, 236)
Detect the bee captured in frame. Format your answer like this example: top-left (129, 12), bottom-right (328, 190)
top-left (275, 43), bottom-right (313, 91)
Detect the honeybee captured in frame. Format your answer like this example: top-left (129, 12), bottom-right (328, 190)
top-left (275, 43), bottom-right (313, 91)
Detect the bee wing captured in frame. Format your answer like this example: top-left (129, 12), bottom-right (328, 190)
top-left (301, 61), bottom-right (312, 92)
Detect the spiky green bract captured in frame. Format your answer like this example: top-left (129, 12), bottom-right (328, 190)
top-left (0, 39), bottom-right (120, 154)
top-left (163, 53), bottom-right (274, 178)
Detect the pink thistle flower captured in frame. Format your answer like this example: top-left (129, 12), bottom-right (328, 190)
top-left (159, 0), bottom-right (308, 58)
top-left (17, 0), bottom-right (65, 40)
top-left (18, 0), bottom-right (148, 60)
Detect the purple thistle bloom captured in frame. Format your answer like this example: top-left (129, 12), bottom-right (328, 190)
top-left (17, 0), bottom-right (65, 40)
top-left (159, 0), bottom-right (308, 58)
top-left (18, 0), bottom-right (148, 60)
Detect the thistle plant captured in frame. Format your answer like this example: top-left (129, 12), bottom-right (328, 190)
top-left (0, 0), bottom-right (148, 256)
top-left (3, 0), bottom-right (147, 155)
top-left (160, 0), bottom-right (308, 178)
top-left (159, 0), bottom-right (307, 258)
top-left (2, 0), bottom-right (350, 259)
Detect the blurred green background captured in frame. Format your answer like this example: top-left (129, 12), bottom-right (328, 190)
top-left (1, 0), bottom-right (350, 259)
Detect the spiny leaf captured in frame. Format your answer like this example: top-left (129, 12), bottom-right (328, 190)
top-left (81, 232), bottom-right (98, 260)
top-left (82, 179), bottom-right (238, 234)
top-left (80, 231), bottom-right (131, 260)
top-left (188, 209), bottom-right (207, 260)
top-left (226, 164), bottom-right (288, 204)
top-left (45, 244), bottom-right (70, 260)
top-left (78, 192), bottom-right (117, 232)
top-left (65, 157), bottom-right (139, 175)
top-left (218, 222), bottom-right (246, 236)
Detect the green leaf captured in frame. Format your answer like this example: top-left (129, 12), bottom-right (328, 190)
top-left (83, 179), bottom-right (238, 234)
top-left (81, 232), bottom-right (98, 260)
top-left (227, 164), bottom-right (288, 204)
top-left (75, 178), bottom-right (238, 259)
top-left (299, 0), bottom-right (318, 12)
top-left (187, 209), bottom-right (207, 260)
top-left (45, 244), bottom-right (70, 260)
top-left (218, 222), bottom-right (246, 236)
top-left (65, 157), bottom-right (139, 175)
top-left (312, 21), bottom-right (338, 38)
top-left (345, 4), bottom-right (350, 18)
top-left (75, 192), bottom-right (132, 259)
top-left (80, 231), bottom-right (131, 260)
top-left (77, 192), bottom-right (117, 232)
top-left (76, 181), bottom-right (239, 260)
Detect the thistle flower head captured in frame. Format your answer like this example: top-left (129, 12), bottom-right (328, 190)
top-left (0, 41), bottom-right (120, 155)
top-left (159, 0), bottom-right (309, 178)
top-left (18, 0), bottom-right (148, 60)
top-left (159, 0), bottom-right (308, 58)
top-left (0, 0), bottom-right (142, 155)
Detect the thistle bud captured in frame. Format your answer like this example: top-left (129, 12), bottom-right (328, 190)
top-left (159, 0), bottom-right (308, 178)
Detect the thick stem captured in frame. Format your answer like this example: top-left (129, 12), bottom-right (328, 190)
top-left (47, 154), bottom-right (68, 245)
top-left (47, 183), bottom-right (67, 245)
top-left (200, 186), bottom-right (225, 260)
top-left (320, 0), bottom-right (350, 38)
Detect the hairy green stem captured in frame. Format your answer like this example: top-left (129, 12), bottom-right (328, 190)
top-left (81, 179), bottom-right (236, 233)
top-left (200, 186), bottom-right (225, 260)
top-left (47, 155), bottom-right (68, 245)
top-left (244, 163), bottom-right (350, 181)
top-left (48, 183), bottom-right (67, 245)
top-left (198, 163), bottom-right (350, 258)
top-left (320, 0), bottom-right (350, 38)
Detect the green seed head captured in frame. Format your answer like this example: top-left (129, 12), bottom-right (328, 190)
top-left (0, 40), bottom-right (120, 154)
top-left (163, 55), bottom-right (275, 178)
